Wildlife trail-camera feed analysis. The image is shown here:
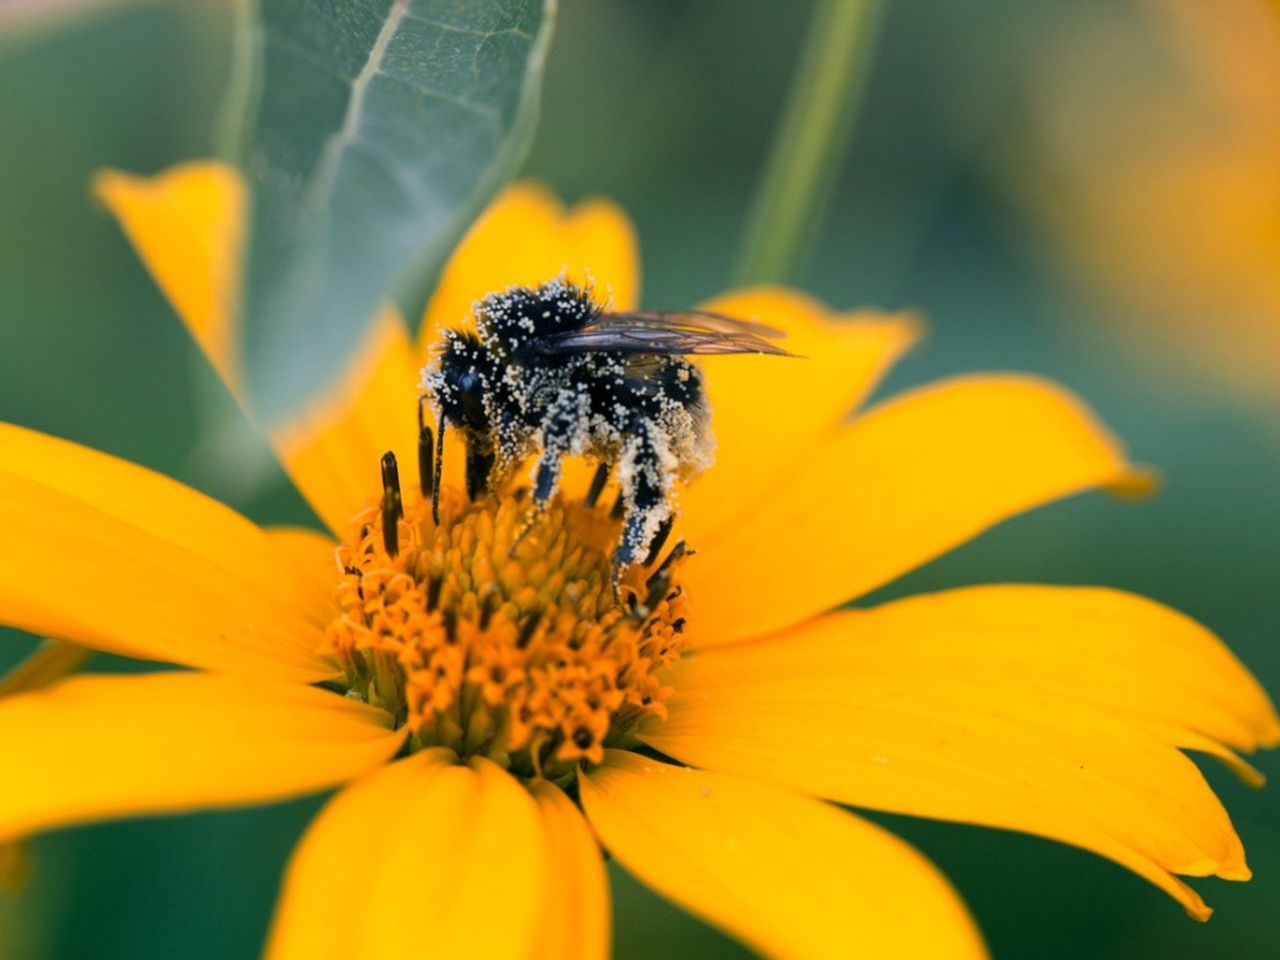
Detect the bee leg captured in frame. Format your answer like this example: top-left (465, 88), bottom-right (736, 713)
top-left (511, 394), bottom-right (578, 555)
top-left (613, 502), bottom-right (670, 603)
top-left (532, 447), bottom-right (564, 507)
top-left (611, 430), bottom-right (672, 605)
top-left (464, 441), bottom-right (495, 502)
top-left (535, 389), bottom-right (586, 511)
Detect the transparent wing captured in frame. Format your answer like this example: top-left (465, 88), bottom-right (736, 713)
top-left (534, 309), bottom-right (792, 356)
top-left (612, 310), bottom-right (787, 339)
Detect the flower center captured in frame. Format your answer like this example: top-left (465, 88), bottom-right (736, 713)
top-left (322, 456), bottom-right (688, 781)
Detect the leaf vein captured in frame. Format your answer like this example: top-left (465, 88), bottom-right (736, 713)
top-left (365, 68), bottom-right (503, 125)
top-left (400, 8), bottom-right (532, 41)
top-left (298, 0), bottom-right (413, 237)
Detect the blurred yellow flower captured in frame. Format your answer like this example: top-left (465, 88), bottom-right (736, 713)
top-left (0, 162), bottom-right (1274, 958)
top-left (1019, 0), bottom-right (1280, 399)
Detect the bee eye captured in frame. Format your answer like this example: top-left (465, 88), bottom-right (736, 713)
top-left (455, 371), bottom-right (488, 430)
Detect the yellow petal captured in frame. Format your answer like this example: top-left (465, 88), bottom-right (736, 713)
top-left (684, 374), bottom-right (1144, 645)
top-left (529, 780), bottom-right (611, 960)
top-left (267, 753), bottom-right (546, 960)
top-left (0, 672), bottom-right (402, 842)
top-left (0, 422), bottom-right (335, 681)
top-left (1160, 727), bottom-right (1267, 789)
top-left (264, 526), bottom-right (340, 600)
top-left (267, 307), bottom-right (427, 537)
top-left (645, 595), bottom-right (1268, 920)
top-left (682, 586), bottom-right (1279, 754)
top-left (580, 751), bottom-right (987, 959)
top-left (93, 162), bottom-right (244, 393)
top-left (562, 197), bottom-right (640, 312)
top-left (681, 289), bottom-right (920, 543)
top-left (419, 181), bottom-right (641, 351)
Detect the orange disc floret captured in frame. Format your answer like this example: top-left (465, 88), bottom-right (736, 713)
top-left (322, 476), bottom-right (687, 781)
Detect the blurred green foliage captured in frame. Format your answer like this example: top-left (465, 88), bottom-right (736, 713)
top-left (1, 1), bottom-right (1277, 957)
top-left (236, 0), bottom-right (555, 424)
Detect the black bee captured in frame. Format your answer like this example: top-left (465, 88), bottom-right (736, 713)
top-left (421, 276), bottom-right (789, 594)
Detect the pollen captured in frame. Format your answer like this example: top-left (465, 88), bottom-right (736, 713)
top-left (321, 472), bottom-right (688, 781)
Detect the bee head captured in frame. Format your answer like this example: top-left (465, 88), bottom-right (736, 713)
top-left (428, 330), bottom-right (491, 434)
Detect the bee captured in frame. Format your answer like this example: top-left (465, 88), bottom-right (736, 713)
top-left (420, 276), bottom-right (790, 596)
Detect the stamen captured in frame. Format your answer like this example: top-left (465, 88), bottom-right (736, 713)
top-left (478, 591), bottom-right (498, 629)
top-left (324, 471), bottom-right (690, 778)
top-left (648, 541), bottom-right (687, 588)
top-left (380, 452), bottom-right (403, 556)
top-left (417, 397), bottom-right (434, 499)
top-left (432, 412), bottom-right (446, 524)
top-left (643, 516), bottom-right (674, 567)
top-left (515, 610), bottom-right (542, 649)
top-left (645, 541), bottom-right (687, 612)
top-left (584, 462), bottom-right (610, 509)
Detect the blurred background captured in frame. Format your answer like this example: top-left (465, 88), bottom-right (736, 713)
top-left (2, 0), bottom-right (1278, 956)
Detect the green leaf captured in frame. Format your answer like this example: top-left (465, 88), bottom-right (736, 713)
top-left (233, 0), bottom-right (556, 425)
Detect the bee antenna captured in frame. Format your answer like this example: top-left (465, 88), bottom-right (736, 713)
top-left (432, 412), bottom-right (446, 524)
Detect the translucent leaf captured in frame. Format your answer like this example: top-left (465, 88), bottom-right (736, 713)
top-left (233, 0), bottom-right (556, 424)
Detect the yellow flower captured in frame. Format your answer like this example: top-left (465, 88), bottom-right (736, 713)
top-left (0, 161), bottom-right (1274, 959)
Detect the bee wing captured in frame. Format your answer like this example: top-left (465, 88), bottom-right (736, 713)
top-left (535, 309), bottom-right (793, 356)
top-left (610, 309), bottom-right (788, 339)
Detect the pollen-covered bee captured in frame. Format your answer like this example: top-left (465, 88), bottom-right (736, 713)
top-left (421, 276), bottom-right (789, 594)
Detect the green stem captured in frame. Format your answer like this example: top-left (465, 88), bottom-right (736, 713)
top-left (734, 0), bottom-right (886, 286)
